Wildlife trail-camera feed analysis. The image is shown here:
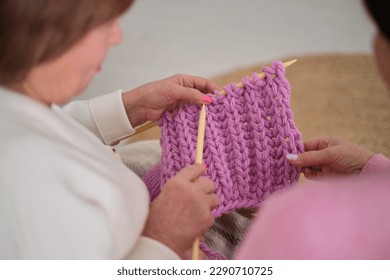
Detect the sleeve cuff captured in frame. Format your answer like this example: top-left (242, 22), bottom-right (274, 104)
top-left (126, 237), bottom-right (180, 260)
top-left (360, 154), bottom-right (390, 176)
top-left (89, 90), bottom-right (135, 145)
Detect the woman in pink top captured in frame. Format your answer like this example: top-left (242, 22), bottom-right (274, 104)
top-left (236, 0), bottom-right (390, 259)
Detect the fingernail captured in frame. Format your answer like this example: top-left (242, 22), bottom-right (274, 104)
top-left (202, 162), bottom-right (207, 169)
top-left (202, 95), bottom-right (213, 104)
top-left (286, 154), bottom-right (298, 161)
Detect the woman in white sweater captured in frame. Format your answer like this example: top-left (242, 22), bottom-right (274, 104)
top-left (0, 0), bottom-right (218, 259)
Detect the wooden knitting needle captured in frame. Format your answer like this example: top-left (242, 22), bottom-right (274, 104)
top-left (195, 104), bottom-right (207, 165)
top-left (219, 58), bottom-right (297, 95)
top-left (133, 58), bottom-right (297, 135)
top-left (191, 104), bottom-right (207, 260)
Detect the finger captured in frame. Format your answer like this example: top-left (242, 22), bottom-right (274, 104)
top-left (286, 150), bottom-right (329, 168)
top-left (179, 75), bottom-right (220, 93)
top-left (204, 214), bottom-right (215, 230)
top-left (303, 138), bottom-right (330, 152)
top-left (207, 193), bottom-right (219, 210)
top-left (177, 87), bottom-right (213, 105)
top-left (176, 163), bottom-right (207, 181)
top-left (196, 178), bottom-right (215, 194)
top-left (303, 168), bottom-right (321, 179)
top-left (303, 168), bottom-right (316, 179)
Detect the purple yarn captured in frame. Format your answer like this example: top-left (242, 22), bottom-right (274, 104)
top-left (144, 60), bottom-right (303, 212)
top-left (199, 242), bottom-right (226, 260)
top-left (143, 61), bottom-right (304, 259)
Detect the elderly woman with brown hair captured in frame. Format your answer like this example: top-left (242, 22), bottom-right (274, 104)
top-left (0, 0), bottom-right (218, 259)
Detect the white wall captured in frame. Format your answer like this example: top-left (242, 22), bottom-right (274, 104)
top-left (80, 0), bottom-right (374, 100)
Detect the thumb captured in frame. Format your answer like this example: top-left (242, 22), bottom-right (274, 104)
top-left (286, 150), bottom-right (329, 167)
top-left (176, 163), bottom-right (207, 181)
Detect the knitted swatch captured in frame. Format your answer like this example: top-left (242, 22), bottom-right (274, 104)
top-left (144, 60), bottom-right (304, 215)
top-left (143, 61), bottom-right (304, 259)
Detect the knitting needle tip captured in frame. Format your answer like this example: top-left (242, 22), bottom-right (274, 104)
top-left (284, 58), bottom-right (297, 68)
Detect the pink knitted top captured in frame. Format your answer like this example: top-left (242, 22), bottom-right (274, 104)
top-left (143, 61), bottom-right (304, 218)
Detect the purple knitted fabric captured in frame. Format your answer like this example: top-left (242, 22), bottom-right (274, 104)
top-left (143, 61), bottom-right (304, 218)
top-left (143, 61), bottom-right (303, 259)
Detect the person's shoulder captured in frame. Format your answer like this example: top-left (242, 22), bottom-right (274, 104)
top-left (268, 173), bottom-right (390, 215)
top-left (266, 173), bottom-right (390, 240)
top-left (244, 174), bottom-right (390, 259)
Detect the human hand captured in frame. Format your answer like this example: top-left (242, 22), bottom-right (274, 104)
top-left (142, 164), bottom-right (218, 257)
top-left (122, 74), bottom-right (219, 127)
top-left (286, 136), bottom-right (375, 180)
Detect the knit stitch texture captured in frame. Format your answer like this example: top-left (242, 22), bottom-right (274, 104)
top-left (144, 61), bottom-right (304, 219)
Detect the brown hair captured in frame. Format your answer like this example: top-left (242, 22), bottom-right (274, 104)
top-left (0, 0), bottom-right (134, 85)
top-left (364, 0), bottom-right (390, 42)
